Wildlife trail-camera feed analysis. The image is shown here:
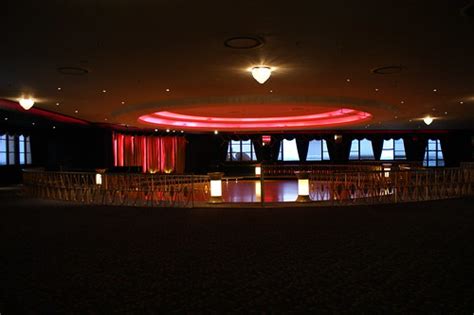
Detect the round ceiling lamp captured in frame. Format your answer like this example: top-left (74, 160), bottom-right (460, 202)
top-left (251, 66), bottom-right (272, 84)
top-left (423, 116), bottom-right (433, 125)
top-left (18, 97), bottom-right (35, 110)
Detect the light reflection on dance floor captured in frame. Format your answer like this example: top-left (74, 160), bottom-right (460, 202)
top-left (222, 179), bottom-right (327, 203)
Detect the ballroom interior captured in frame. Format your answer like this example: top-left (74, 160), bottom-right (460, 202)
top-left (2, 1), bottom-right (474, 312)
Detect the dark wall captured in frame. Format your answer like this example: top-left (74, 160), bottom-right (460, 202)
top-left (0, 124), bottom-right (114, 185)
top-left (31, 126), bottom-right (113, 171)
top-left (185, 134), bottom-right (223, 174)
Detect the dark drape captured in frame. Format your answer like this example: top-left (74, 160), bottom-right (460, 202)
top-left (338, 136), bottom-right (353, 162)
top-left (405, 136), bottom-right (427, 162)
top-left (325, 137), bottom-right (337, 162)
top-left (322, 135), bottom-right (352, 162)
top-left (270, 136), bottom-right (281, 161)
top-left (251, 136), bottom-right (264, 161)
top-left (218, 138), bottom-right (229, 162)
top-left (371, 136), bottom-right (384, 161)
top-left (439, 133), bottom-right (472, 167)
top-left (296, 137), bottom-right (309, 162)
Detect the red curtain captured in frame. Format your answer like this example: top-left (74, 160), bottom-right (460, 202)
top-left (112, 133), bottom-right (186, 173)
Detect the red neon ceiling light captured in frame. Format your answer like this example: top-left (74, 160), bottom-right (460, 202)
top-left (138, 108), bottom-right (372, 131)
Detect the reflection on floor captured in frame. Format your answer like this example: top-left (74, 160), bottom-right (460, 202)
top-left (222, 179), bottom-right (307, 203)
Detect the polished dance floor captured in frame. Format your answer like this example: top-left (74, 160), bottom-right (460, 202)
top-left (222, 179), bottom-right (299, 203)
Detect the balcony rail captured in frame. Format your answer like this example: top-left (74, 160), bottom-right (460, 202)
top-left (22, 163), bottom-right (473, 207)
top-left (309, 166), bottom-right (474, 204)
top-left (22, 171), bottom-right (210, 208)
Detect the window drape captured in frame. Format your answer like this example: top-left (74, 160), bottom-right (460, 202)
top-left (113, 133), bottom-right (186, 173)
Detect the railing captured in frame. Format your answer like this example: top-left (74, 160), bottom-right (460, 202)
top-left (262, 162), bottom-right (422, 177)
top-left (309, 167), bottom-right (474, 205)
top-left (22, 171), bottom-right (210, 208)
top-left (22, 164), bottom-right (474, 207)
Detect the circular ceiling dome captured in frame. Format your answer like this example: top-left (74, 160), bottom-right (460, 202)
top-left (138, 105), bottom-right (372, 132)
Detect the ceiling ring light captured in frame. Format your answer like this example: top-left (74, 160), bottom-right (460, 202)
top-left (139, 108), bottom-right (372, 131)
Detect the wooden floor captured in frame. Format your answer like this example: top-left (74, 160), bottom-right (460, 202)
top-left (0, 192), bottom-right (473, 313)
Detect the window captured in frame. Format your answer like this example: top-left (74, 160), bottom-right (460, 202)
top-left (380, 139), bottom-right (406, 160)
top-left (19, 135), bottom-right (25, 164)
top-left (0, 135), bottom-right (6, 165)
top-left (349, 138), bottom-right (375, 160)
top-left (306, 139), bottom-right (330, 161)
top-left (423, 139), bottom-right (444, 167)
top-left (18, 135), bottom-right (32, 165)
top-left (278, 139), bottom-right (300, 161)
top-left (26, 136), bottom-right (32, 164)
top-left (8, 135), bottom-right (16, 165)
top-left (226, 140), bottom-right (257, 161)
top-left (0, 134), bottom-right (32, 166)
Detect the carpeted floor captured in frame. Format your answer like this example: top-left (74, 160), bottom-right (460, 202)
top-left (1, 192), bottom-right (473, 313)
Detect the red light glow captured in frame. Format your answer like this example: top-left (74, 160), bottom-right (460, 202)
top-left (138, 108), bottom-right (372, 131)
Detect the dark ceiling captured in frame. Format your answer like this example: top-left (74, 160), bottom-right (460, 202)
top-left (1, 0), bottom-right (474, 131)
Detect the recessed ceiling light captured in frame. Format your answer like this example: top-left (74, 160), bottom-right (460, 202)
top-left (400, 100), bottom-right (405, 104)
top-left (214, 130), bottom-right (219, 134)
top-left (269, 90), bottom-right (273, 93)
top-left (75, 110), bottom-right (79, 113)
top-left (165, 88), bottom-right (170, 92)
top-left (57, 87), bottom-right (62, 91)
top-left (4, 117), bottom-right (8, 121)
top-left (104, 118), bottom-right (108, 121)
top-left (32, 122), bottom-right (35, 126)
top-left (224, 36), bottom-right (264, 49)
top-left (57, 67), bottom-right (88, 76)
top-left (433, 89), bottom-right (437, 92)
top-left (394, 116), bottom-right (398, 119)
top-left (155, 129), bottom-right (158, 132)
top-left (102, 89), bottom-right (107, 93)
top-left (172, 130), bottom-right (176, 133)
top-left (432, 108), bottom-right (436, 111)
top-left (372, 66), bottom-right (403, 75)
top-left (53, 126), bottom-right (56, 129)
top-left (375, 88), bottom-right (379, 91)
top-left (56, 102), bottom-right (60, 106)
top-left (166, 129), bottom-right (170, 132)
top-left (121, 101), bottom-right (125, 104)
top-left (180, 130), bottom-right (184, 133)
top-left (346, 78), bottom-right (351, 82)
top-left (445, 111), bottom-right (448, 115)
top-left (409, 119), bottom-right (412, 122)
top-left (460, 101), bottom-right (464, 104)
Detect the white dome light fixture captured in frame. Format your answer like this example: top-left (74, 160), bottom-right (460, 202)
top-left (251, 66), bottom-right (272, 84)
top-left (423, 116), bottom-right (433, 125)
top-left (18, 97), bottom-right (35, 110)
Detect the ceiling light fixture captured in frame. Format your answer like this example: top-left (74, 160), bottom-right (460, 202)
top-left (251, 66), bottom-right (272, 84)
top-left (18, 97), bottom-right (35, 110)
top-left (423, 116), bottom-right (433, 125)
